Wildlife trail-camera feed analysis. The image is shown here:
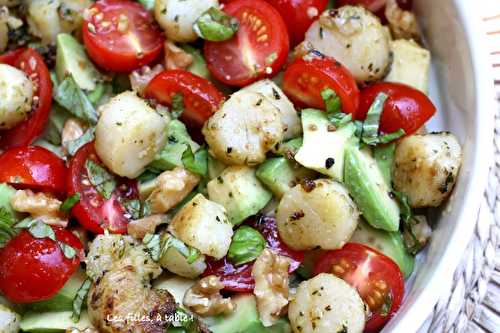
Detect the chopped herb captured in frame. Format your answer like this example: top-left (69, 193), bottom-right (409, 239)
top-left (265, 52), bottom-right (278, 66)
top-left (54, 75), bottom-right (98, 125)
top-left (122, 199), bottom-right (150, 220)
top-left (64, 128), bottom-right (95, 156)
top-left (28, 221), bottom-right (56, 241)
top-left (193, 7), bottom-right (239, 42)
top-left (85, 159), bottom-right (117, 199)
top-left (182, 146), bottom-right (208, 177)
top-left (58, 241), bottom-right (77, 259)
top-left (380, 294), bottom-right (393, 317)
top-left (0, 208), bottom-right (16, 247)
top-left (171, 93), bottom-right (185, 119)
top-left (164, 235), bottom-right (201, 264)
top-left (378, 128), bottom-right (406, 144)
top-left (143, 233), bottom-right (162, 261)
top-left (361, 93), bottom-right (388, 145)
top-left (71, 278), bottom-right (92, 322)
top-left (60, 193), bottom-right (81, 214)
top-left (228, 226), bottom-right (266, 266)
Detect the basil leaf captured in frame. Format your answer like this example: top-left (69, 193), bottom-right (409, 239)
top-left (182, 146), bottom-right (208, 176)
top-left (378, 128), bottom-right (406, 144)
top-left (71, 278), bottom-right (92, 322)
top-left (64, 128), bottom-right (95, 156)
top-left (138, 0), bottom-right (155, 10)
top-left (227, 226), bottom-right (266, 266)
top-left (144, 233), bottom-right (162, 261)
top-left (321, 88), bottom-right (342, 115)
top-left (171, 93), bottom-right (185, 119)
top-left (60, 193), bottom-right (81, 214)
top-left (164, 235), bottom-right (200, 264)
top-left (361, 92), bottom-right (388, 146)
top-left (85, 159), bottom-right (116, 199)
top-left (54, 75), bottom-right (98, 125)
top-left (194, 7), bottom-right (239, 42)
top-left (0, 208), bottom-right (16, 246)
top-left (15, 217), bottom-right (37, 229)
top-left (122, 199), bottom-right (150, 220)
top-left (373, 143), bottom-right (396, 187)
top-left (58, 241), bottom-right (77, 259)
top-left (28, 221), bottom-right (56, 241)
top-left (86, 83), bottom-right (108, 106)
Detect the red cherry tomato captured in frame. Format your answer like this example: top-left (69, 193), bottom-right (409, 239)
top-left (203, 216), bottom-right (304, 292)
top-left (204, 0), bottom-right (290, 87)
top-left (357, 82), bottom-right (436, 135)
top-left (0, 48), bottom-right (52, 149)
top-left (0, 227), bottom-right (83, 303)
top-left (0, 146), bottom-right (67, 194)
top-left (265, 0), bottom-right (328, 46)
top-left (283, 53), bottom-right (360, 116)
top-left (68, 142), bottom-right (138, 234)
top-left (313, 243), bottom-right (405, 332)
top-left (82, 0), bottom-right (164, 72)
top-left (144, 70), bottom-right (225, 135)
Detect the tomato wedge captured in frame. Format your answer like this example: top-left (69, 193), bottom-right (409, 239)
top-left (313, 243), bottom-right (405, 332)
top-left (204, 216), bottom-right (304, 292)
top-left (265, 0), bottom-right (328, 46)
top-left (204, 0), bottom-right (290, 87)
top-left (68, 142), bottom-right (138, 234)
top-left (283, 53), bottom-right (360, 116)
top-left (0, 227), bottom-right (83, 303)
top-left (0, 146), bottom-right (67, 194)
top-left (357, 82), bottom-right (436, 135)
top-left (83, 0), bottom-right (164, 72)
top-left (0, 48), bottom-right (52, 149)
top-left (144, 70), bottom-right (225, 136)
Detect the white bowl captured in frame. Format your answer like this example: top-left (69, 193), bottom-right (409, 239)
top-left (383, 0), bottom-right (495, 331)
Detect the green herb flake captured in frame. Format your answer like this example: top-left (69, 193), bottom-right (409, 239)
top-left (54, 75), bottom-right (98, 125)
top-left (164, 235), bottom-right (201, 264)
top-left (143, 233), bottom-right (162, 262)
top-left (171, 93), bottom-right (185, 119)
top-left (64, 128), bottom-right (95, 156)
top-left (71, 278), bottom-right (92, 322)
top-left (60, 193), bottom-right (81, 214)
top-left (85, 159), bottom-right (117, 199)
top-left (122, 199), bottom-right (150, 220)
top-left (194, 7), bottom-right (239, 42)
top-left (182, 146), bottom-right (208, 176)
top-left (58, 241), bottom-right (77, 259)
top-left (361, 92), bottom-right (388, 145)
top-left (28, 221), bottom-right (56, 241)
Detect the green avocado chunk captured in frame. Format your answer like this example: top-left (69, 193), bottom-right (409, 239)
top-left (256, 157), bottom-right (316, 198)
top-left (55, 33), bottom-right (101, 91)
top-left (294, 109), bottom-right (356, 181)
top-left (209, 294), bottom-right (291, 333)
top-left (23, 271), bottom-right (86, 312)
top-left (179, 44), bottom-right (211, 80)
top-left (19, 310), bottom-right (92, 333)
top-left (207, 166), bottom-right (271, 225)
top-left (344, 145), bottom-right (400, 232)
top-left (350, 220), bottom-right (414, 278)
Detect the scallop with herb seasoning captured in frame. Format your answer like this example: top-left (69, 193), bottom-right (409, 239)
top-left (289, 273), bottom-right (366, 333)
top-left (393, 132), bottom-right (462, 208)
top-left (304, 6), bottom-right (391, 83)
top-left (276, 179), bottom-right (359, 251)
top-left (0, 64), bottom-right (33, 130)
top-left (94, 91), bottom-right (168, 178)
top-left (202, 90), bottom-right (284, 166)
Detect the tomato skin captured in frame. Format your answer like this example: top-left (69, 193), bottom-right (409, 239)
top-left (203, 216), bottom-right (304, 292)
top-left (204, 0), bottom-right (290, 87)
top-left (68, 142), bottom-right (137, 234)
top-left (0, 227), bottom-right (83, 303)
top-left (0, 146), bottom-right (67, 195)
top-left (283, 54), bottom-right (360, 116)
top-left (82, 0), bottom-right (164, 72)
top-left (144, 70), bottom-right (225, 134)
top-left (265, 0), bottom-right (328, 46)
top-left (313, 243), bottom-right (405, 332)
top-left (0, 48), bottom-right (52, 149)
top-left (357, 82), bottom-right (436, 135)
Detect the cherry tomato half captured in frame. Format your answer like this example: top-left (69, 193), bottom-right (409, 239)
top-left (204, 0), bottom-right (290, 87)
top-left (0, 146), bottom-right (67, 194)
top-left (265, 0), bottom-right (328, 46)
top-left (357, 82), bottom-right (436, 135)
top-left (144, 70), bottom-right (225, 136)
top-left (203, 216), bottom-right (304, 292)
top-left (313, 243), bottom-right (405, 332)
top-left (83, 0), bottom-right (164, 72)
top-left (68, 142), bottom-right (138, 234)
top-left (0, 48), bottom-right (52, 149)
top-left (283, 53), bottom-right (360, 116)
top-left (0, 227), bottom-right (83, 303)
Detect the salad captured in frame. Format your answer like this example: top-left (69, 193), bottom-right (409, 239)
top-left (0, 0), bottom-right (463, 332)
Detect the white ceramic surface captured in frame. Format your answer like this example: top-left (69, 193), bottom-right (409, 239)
top-left (383, 0), bottom-right (496, 332)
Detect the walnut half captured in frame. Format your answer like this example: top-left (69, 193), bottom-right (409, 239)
top-left (183, 275), bottom-right (235, 317)
top-left (10, 190), bottom-right (68, 227)
top-left (252, 249), bottom-right (291, 327)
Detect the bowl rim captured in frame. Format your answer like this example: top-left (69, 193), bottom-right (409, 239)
top-left (384, 1), bottom-right (496, 331)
